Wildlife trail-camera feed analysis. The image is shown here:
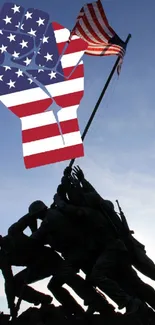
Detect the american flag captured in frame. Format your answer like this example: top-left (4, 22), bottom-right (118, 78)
top-left (70, 0), bottom-right (126, 59)
top-left (0, 3), bottom-right (88, 169)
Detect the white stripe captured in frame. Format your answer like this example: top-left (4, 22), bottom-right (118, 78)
top-left (79, 19), bottom-right (98, 44)
top-left (61, 51), bottom-right (85, 68)
top-left (54, 29), bottom-right (80, 44)
top-left (75, 28), bottom-right (103, 46)
top-left (92, 2), bottom-right (114, 38)
top-left (71, 35), bottom-right (80, 40)
top-left (87, 45), bottom-right (122, 52)
top-left (0, 77), bottom-right (84, 107)
top-left (54, 28), bottom-right (80, 44)
top-left (86, 49), bottom-right (121, 55)
top-left (86, 44), bottom-right (123, 56)
top-left (0, 87), bottom-right (49, 107)
top-left (54, 28), bottom-right (70, 43)
top-left (23, 131), bottom-right (82, 156)
top-left (21, 106), bottom-right (79, 130)
top-left (58, 105), bottom-right (79, 122)
top-left (85, 5), bottom-right (108, 43)
top-left (46, 77), bottom-right (84, 97)
top-left (87, 44), bottom-right (123, 50)
top-left (21, 111), bottom-right (56, 131)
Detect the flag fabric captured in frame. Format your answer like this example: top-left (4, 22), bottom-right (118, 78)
top-left (70, 0), bottom-right (126, 60)
top-left (0, 3), bottom-right (87, 168)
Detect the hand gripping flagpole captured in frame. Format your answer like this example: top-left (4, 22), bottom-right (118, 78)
top-left (69, 33), bottom-right (131, 168)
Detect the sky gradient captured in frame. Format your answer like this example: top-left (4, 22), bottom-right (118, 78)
top-left (1, 0), bottom-right (155, 314)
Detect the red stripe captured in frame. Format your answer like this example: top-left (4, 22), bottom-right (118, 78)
top-left (52, 22), bottom-right (66, 31)
top-left (22, 123), bottom-right (60, 143)
top-left (97, 0), bottom-right (115, 36)
top-left (63, 63), bottom-right (84, 79)
top-left (60, 118), bottom-right (79, 134)
top-left (53, 90), bottom-right (83, 108)
top-left (88, 3), bottom-right (111, 41)
top-left (57, 42), bottom-right (66, 56)
top-left (83, 5), bottom-right (109, 43)
top-left (86, 46), bottom-right (123, 53)
top-left (57, 41), bottom-right (67, 54)
top-left (75, 23), bottom-right (97, 45)
top-left (86, 50), bottom-right (123, 56)
top-left (22, 119), bottom-right (80, 143)
top-left (57, 38), bottom-right (87, 56)
top-left (82, 14), bottom-right (105, 44)
top-left (71, 1), bottom-right (125, 59)
top-left (86, 44), bottom-right (124, 56)
top-left (24, 143), bottom-right (84, 169)
top-left (9, 98), bottom-right (53, 118)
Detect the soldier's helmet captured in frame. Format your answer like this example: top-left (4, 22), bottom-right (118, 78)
top-left (104, 200), bottom-right (115, 210)
top-left (28, 200), bottom-right (47, 215)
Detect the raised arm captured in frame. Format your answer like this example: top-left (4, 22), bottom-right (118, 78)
top-left (8, 214), bottom-right (33, 236)
top-left (72, 166), bottom-right (98, 193)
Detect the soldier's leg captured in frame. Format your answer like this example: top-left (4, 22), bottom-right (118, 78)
top-left (120, 266), bottom-right (155, 310)
top-left (66, 272), bottom-right (115, 315)
top-left (48, 279), bottom-right (84, 316)
top-left (71, 255), bottom-right (116, 314)
top-left (20, 248), bottom-right (84, 316)
top-left (88, 248), bottom-right (141, 311)
top-left (13, 247), bottom-right (62, 305)
top-left (48, 259), bottom-right (87, 316)
top-left (48, 258), bottom-right (115, 316)
top-left (13, 267), bottom-right (52, 305)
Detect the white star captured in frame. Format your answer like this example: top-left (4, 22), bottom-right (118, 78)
top-left (0, 30), bottom-right (3, 35)
top-left (3, 16), bottom-right (12, 25)
top-left (28, 77), bottom-right (33, 84)
top-left (3, 66), bottom-right (11, 71)
top-left (11, 4), bottom-right (20, 13)
top-left (23, 57), bottom-right (32, 66)
top-left (44, 52), bottom-right (53, 62)
top-left (12, 51), bottom-right (20, 58)
top-left (38, 65), bottom-right (44, 73)
top-left (36, 17), bottom-right (45, 26)
top-left (20, 24), bottom-right (24, 30)
top-left (7, 33), bottom-right (16, 42)
top-left (0, 44), bottom-right (7, 53)
top-left (15, 22), bottom-right (20, 28)
top-left (28, 28), bottom-right (36, 37)
top-left (42, 36), bottom-right (49, 43)
top-left (20, 40), bottom-right (28, 48)
top-left (7, 79), bottom-right (16, 89)
top-left (25, 11), bottom-right (33, 20)
top-left (48, 71), bottom-right (56, 80)
top-left (0, 75), bottom-right (3, 81)
top-left (15, 69), bottom-right (23, 77)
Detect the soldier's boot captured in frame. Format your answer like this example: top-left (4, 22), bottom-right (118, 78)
top-left (89, 274), bottom-right (143, 314)
top-left (16, 284), bottom-right (53, 306)
top-left (125, 297), bottom-right (143, 315)
top-left (86, 303), bottom-right (115, 316)
top-left (48, 279), bottom-right (84, 317)
top-left (85, 292), bottom-right (115, 316)
top-left (61, 270), bottom-right (115, 316)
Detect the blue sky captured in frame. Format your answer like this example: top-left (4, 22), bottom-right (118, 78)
top-left (1, 0), bottom-right (155, 314)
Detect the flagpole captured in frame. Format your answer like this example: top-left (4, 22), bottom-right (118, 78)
top-left (68, 33), bottom-right (131, 168)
